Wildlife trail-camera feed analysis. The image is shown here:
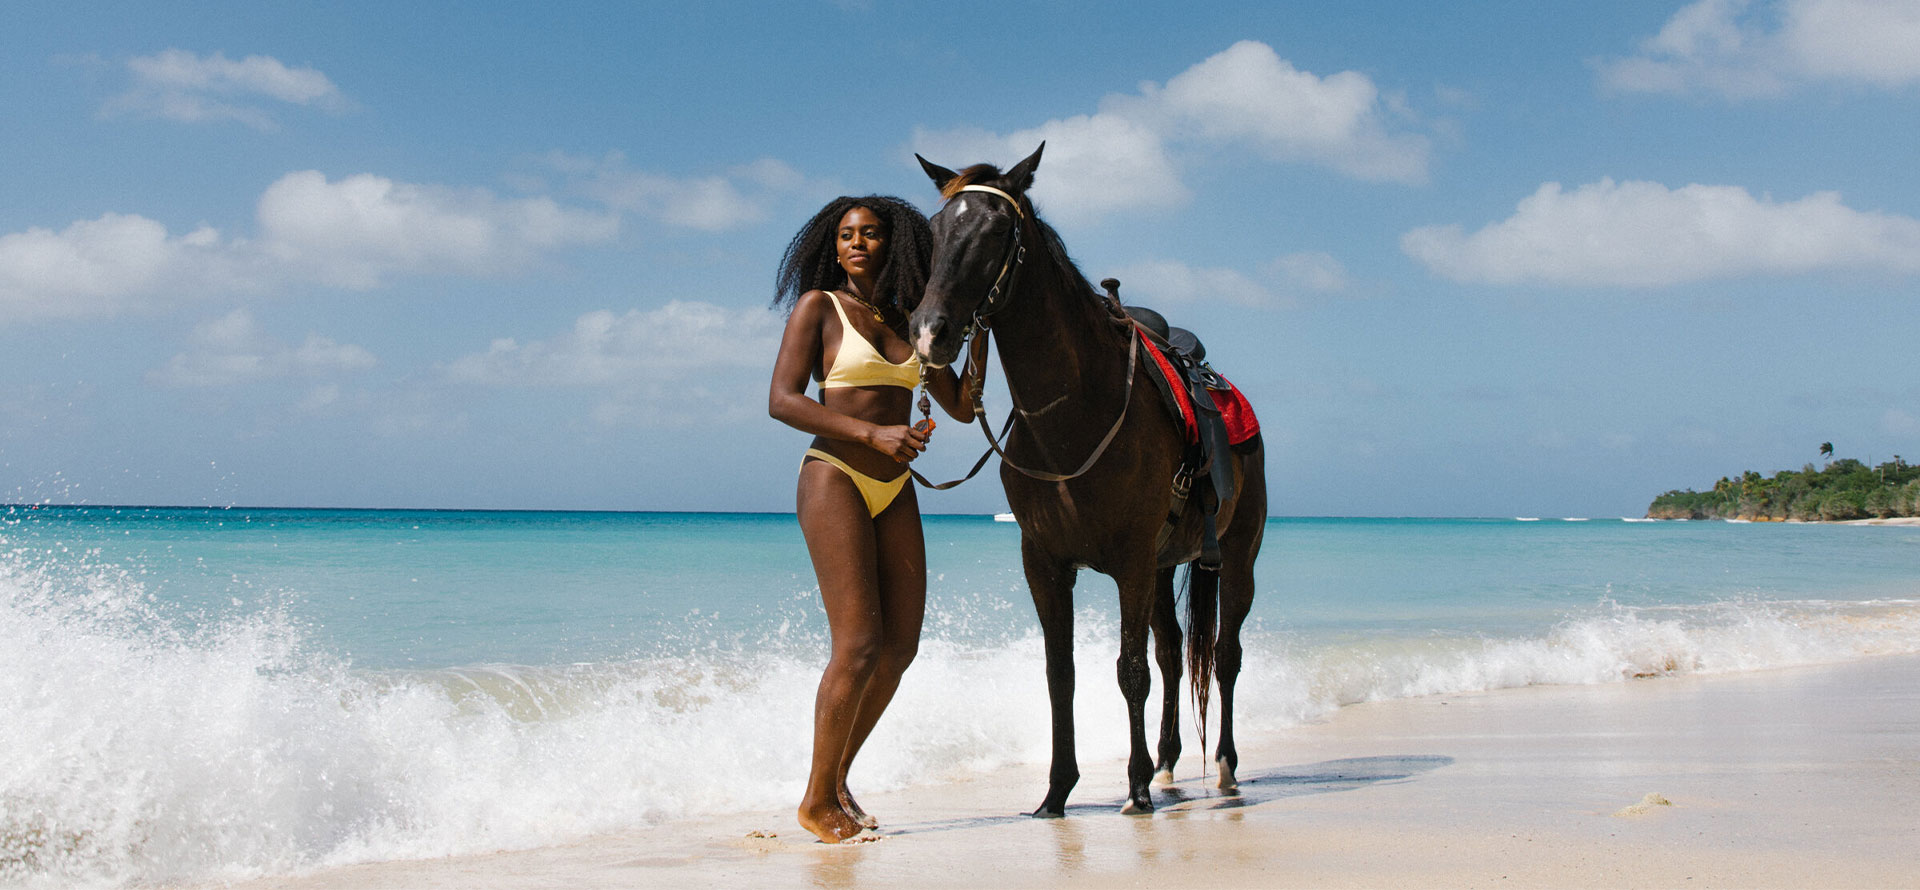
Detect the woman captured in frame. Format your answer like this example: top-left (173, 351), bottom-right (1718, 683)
top-left (769, 195), bottom-right (986, 842)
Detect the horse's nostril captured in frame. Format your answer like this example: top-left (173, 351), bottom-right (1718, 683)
top-left (913, 315), bottom-right (947, 361)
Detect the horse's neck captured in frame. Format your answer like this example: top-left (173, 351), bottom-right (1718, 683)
top-left (992, 267), bottom-right (1127, 437)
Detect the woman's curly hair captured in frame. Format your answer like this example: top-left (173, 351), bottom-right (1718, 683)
top-left (773, 195), bottom-right (933, 331)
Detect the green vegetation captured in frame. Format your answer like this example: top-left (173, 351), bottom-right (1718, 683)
top-left (1649, 453), bottom-right (1920, 521)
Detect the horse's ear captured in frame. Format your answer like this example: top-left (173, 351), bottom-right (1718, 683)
top-left (1005, 142), bottom-right (1044, 193)
top-left (917, 154), bottom-right (959, 191)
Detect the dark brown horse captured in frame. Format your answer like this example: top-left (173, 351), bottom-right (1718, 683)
top-left (908, 144), bottom-right (1267, 816)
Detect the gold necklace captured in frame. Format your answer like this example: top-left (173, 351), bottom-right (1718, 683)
top-left (836, 290), bottom-right (888, 324)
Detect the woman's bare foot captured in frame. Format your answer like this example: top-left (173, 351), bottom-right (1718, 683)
top-left (840, 789), bottom-right (878, 830)
top-left (798, 800), bottom-right (866, 843)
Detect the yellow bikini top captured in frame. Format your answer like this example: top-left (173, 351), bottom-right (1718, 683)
top-left (820, 290), bottom-right (920, 390)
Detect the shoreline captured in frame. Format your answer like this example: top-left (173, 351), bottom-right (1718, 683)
top-left (210, 654), bottom-right (1920, 890)
top-left (1643, 515), bottom-right (1920, 526)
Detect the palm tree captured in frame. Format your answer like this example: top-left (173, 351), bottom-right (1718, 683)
top-left (1820, 442), bottom-right (1834, 462)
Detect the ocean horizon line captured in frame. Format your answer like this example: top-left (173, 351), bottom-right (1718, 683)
top-left (3, 502), bottom-right (1668, 522)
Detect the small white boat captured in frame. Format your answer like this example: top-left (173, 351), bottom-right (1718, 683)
top-left (1515, 517), bottom-right (1541, 522)
top-left (993, 512), bottom-right (1017, 523)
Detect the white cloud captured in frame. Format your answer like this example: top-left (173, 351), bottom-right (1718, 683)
top-left (1783, 0), bottom-right (1920, 86)
top-left (1108, 250), bottom-right (1349, 308)
top-left (149, 308), bottom-right (375, 387)
top-left (912, 116), bottom-right (1187, 224)
top-left (1267, 251), bottom-right (1351, 293)
top-left (104, 49), bottom-right (347, 129)
top-left (0, 213), bottom-right (256, 321)
top-left (0, 171), bottom-right (617, 320)
top-left (257, 171), bottom-right (618, 288)
top-left (1400, 178), bottom-right (1920, 287)
top-left (1598, 0), bottom-right (1920, 98)
top-left (912, 40), bottom-right (1429, 225)
top-left (445, 302), bottom-right (781, 386)
top-left (1127, 41), bottom-right (1429, 182)
top-left (1109, 260), bottom-right (1275, 307)
top-left (445, 302), bottom-right (784, 426)
top-left (549, 152), bottom-right (824, 231)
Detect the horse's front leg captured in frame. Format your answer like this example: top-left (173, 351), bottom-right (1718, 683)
top-left (1117, 564), bottom-right (1159, 814)
top-left (1148, 565), bottom-right (1182, 784)
top-left (1023, 537), bottom-right (1080, 818)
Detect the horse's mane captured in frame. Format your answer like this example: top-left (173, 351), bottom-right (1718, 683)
top-left (937, 164), bottom-right (1002, 201)
top-left (941, 163), bottom-right (1105, 314)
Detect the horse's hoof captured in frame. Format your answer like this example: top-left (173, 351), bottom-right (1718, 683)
top-left (1152, 768), bottom-right (1176, 786)
top-left (1216, 758), bottom-right (1239, 793)
top-left (1028, 799), bottom-right (1067, 819)
top-left (1120, 799), bottom-right (1154, 816)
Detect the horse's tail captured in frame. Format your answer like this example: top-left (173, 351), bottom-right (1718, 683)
top-left (1183, 561), bottom-right (1220, 768)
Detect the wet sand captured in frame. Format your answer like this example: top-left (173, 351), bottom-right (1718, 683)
top-left (215, 654), bottom-right (1920, 889)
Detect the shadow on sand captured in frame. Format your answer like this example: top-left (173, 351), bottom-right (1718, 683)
top-left (1162, 754), bottom-right (1455, 813)
top-left (882, 754), bottom-right (1453, 837)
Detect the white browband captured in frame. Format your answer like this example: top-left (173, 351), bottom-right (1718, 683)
top-left (955, 184), bottom-right (1025, 218)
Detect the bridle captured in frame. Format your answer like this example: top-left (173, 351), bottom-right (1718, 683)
top-left (911, 183), bottom-right (1140, 488)
top-left (953, 184), bottom-right (1027, 328)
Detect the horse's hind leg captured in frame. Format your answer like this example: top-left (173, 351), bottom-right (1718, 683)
top-left (1214, 555), bottom-right (1255, 792)
top-left (1215, 458), bottom-right (1267, 793)
top-left (1023, 537), bottom-right (1081, 818)
top-left (1148, 565), bottom-right (1182, 784)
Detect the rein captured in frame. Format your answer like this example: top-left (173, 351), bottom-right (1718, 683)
top-left (974, 325), bottom-right (1138, 483)
top-left (910, 184), bottom-right (1140, 488)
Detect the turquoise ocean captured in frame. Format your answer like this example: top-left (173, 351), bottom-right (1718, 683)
top-left (5, 506), bottom-right (1920, 886)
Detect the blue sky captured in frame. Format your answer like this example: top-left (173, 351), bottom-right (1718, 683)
top-left (3, 0), bottom-right (1917, 517)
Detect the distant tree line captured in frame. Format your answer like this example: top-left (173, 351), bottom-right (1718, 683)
top-left (1648, 455), bottom-right (1920, 521)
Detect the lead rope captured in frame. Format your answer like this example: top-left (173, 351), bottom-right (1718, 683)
top-left (910, 334), bottom-right (1007, 491)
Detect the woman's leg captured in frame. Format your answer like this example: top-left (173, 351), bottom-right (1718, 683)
top-left (795, 460), bottom-right (886, 843)
top-left (834, 485), bottom-right (928, 827)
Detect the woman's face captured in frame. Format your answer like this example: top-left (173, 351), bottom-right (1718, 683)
top-left (835, 206), bottom-right (887, 278)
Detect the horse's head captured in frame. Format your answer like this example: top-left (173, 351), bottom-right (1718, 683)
top-left (909, 143), bottom-right (1044, 368)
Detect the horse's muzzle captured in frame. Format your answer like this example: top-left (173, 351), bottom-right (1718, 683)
top-left (910, 310), bottom-right (964, 369)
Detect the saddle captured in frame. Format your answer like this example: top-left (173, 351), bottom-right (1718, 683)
top-left (1111, 289), bottom-right (1260, 570)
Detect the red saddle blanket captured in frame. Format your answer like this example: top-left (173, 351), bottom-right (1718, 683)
top-left (1210, 378), bottom-right (1261, 445)
top-left (1137, 330), bottom-right (1261, 446)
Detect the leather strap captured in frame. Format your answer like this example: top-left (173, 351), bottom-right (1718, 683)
top-left (955, 184), bottom-right (1025, 218)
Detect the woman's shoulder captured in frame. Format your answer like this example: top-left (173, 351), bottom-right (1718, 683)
top-left (785, 289), bottom-right (838, 329)
top-left (797, 288), bottom-right (846, 316)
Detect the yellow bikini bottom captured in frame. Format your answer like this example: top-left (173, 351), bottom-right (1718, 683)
top-left (803, 448), bottom-right (910, 518)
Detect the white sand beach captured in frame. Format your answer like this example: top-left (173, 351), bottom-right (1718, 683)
top-left (213, 654), bottom-right (1920, 890)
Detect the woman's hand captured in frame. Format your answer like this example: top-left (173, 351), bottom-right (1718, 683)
top-left (866, 422), bottom-right (932, 463)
